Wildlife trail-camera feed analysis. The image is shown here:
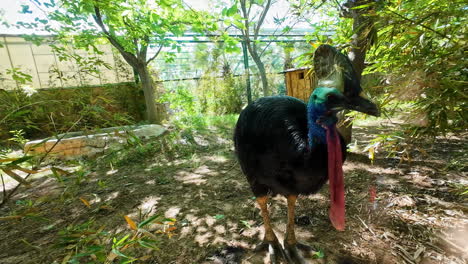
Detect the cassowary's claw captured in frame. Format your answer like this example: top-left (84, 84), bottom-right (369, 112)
top-left (284, 242), bottom-right (316, 264)
top-left (284, 246), bottom-right (306, 264)
top-left (254, 240), bottom-right (287, 264)
top-left (295, 242), bottom-right (315, 252)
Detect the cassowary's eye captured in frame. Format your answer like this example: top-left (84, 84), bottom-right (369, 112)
top-left (327, 94), bottom-right (340, 100)
top-left (312, 95), bottom-right (317, 100)
top-left (327, 94), bottom-right (340, 105)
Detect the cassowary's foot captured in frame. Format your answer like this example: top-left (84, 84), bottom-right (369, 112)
top-left (254, 239), bottom-right (287, 264)
top-left (284, 241), bottom-right (316, 264)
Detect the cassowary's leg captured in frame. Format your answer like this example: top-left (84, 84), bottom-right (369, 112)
top-left (257, 196), bottom-right (276, 242)
top-left (284, 195), bottom-right (313, 264)
top-left (285, 195), bottom-right (298, 245)
top-left (255, 196), bottom-right (286, 263)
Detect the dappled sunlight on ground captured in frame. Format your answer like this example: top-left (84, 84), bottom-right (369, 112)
top-left (139, 196), bottom-right (161, 214)
top-left (104, 191), bottom-right (120, 202)
top-left (165, 206), bottom-right (181, 218)
top-left (175, 170), bottom-right (207, 185)
top-left (0, 123), bottom-right (466, 264)
top-left (106, 169), bottom-right (119, 175)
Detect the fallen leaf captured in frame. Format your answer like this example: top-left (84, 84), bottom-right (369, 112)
top-left (139, 255), bottom-right (151, 261)
top-left (10, 164), bottom-right (39, 174)
top-left (79, 197), bottom-right (91, 208)
top-left (0, 215), bottom-right (23, 221)
top-left (2, 169), bottom-right (31, 187)
top-left (124, 215), bottom-right (137, 230)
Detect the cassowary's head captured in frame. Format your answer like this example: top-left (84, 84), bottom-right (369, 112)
top-left (308, 87), bottom-right (380, 127)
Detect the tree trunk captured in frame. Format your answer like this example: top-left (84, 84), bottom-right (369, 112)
top-left (251, 54), bottom-right (269, 96)
top-left (136, 65), bottom-right (161, 124)
top-left (339, 0), bottom-right (376, 144)
top-left (257, 61), bottom-right (269, 96)
top-left (348, 7), bottom-right (372, 80)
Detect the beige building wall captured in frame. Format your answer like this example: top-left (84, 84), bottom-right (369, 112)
top-left (0, 35), bottom-right (134, 90)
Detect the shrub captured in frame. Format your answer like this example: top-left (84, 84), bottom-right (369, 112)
top-left (0, 83), bottom-right (144, 141)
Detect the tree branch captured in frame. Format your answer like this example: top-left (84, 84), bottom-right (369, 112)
top-left (254, 0), bottom-right (271, 39)
top-left (336, 0), bottom-right (351, 18)
top-left (239, 0), bottom-right (250, 40)
top-left (92, 6), bottom-right (138, 66)
top-left (239, 0), bottom-right (252, 51)
top-left (259, 14), bottom-right (301, 57)
top-left (146, 45), bottom-right (163, 65)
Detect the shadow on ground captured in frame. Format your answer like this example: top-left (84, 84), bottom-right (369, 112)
top-left (0, 121), bottom-right (466, 263)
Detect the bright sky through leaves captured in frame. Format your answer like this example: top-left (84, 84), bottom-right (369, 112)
top-left (0, 0), bottom-right (307, 34)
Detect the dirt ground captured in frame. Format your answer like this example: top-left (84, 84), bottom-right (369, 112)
top-left (0, 119), bottom-right (467, 264)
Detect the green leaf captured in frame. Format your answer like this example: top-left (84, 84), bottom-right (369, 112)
top-left (282, 26), bottom-right (292, 33)
top-left (138, 214), bottom-right (161, 228)
top-left (114, 234), bottom-right (130, 247)
top-left (111, 248), bottom-right (131, 258)
top-left (254, 0), bottom-right (265, 5)
top-left (226, 4), bottom-right (238, 16)
top-left (232, 19), bottom-right (245, 30)
top-left (214, 214), bottom-right (225, 220)
top-left (44, 0), bottom-right (56, 8)
top-left (20, 5), bottom-right (32, 14)
top-left (312, 250), bottom-right (325, 258)
top-left (11, 109), bottom-right (31, 118)
top-left (351, 3), bottom-right (375, 9)
top-left (138, 239), bottom-right (159, 250)
top-left (240, 220), bottom-right (251, 228)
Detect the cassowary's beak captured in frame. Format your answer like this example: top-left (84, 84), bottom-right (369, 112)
top-left (327, 93), bottom-right (380, 117)
top-left (346, 95), bottom-right (380, 117)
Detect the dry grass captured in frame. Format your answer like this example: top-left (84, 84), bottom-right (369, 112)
top-left (0, 118), bottom-right (466, 264)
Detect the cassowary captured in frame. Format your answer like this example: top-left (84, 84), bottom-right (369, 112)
top-left (234, 45), bottom-right (380, 263)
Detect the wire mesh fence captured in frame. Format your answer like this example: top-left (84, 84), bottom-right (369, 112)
top-left (0, 35), bottom-right (134, 90)
top-left (0, 34), bottom-right (310, 95)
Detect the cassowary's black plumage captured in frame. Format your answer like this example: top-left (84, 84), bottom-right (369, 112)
top-left (233, 45), bottom-right (379, 264)
top-left (234, 95), bottom-right (346, 197)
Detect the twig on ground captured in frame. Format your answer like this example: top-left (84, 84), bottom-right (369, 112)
top-left (1, 174), bottom-right (5, 201)
top-left (225, 161), bottom-right (239, 174)
top-left (394, 245), bottom-right (416, 264)
top-left (425, 241), bottom-right (444, 254)
top-left (20, 238), bottom-right (41, 251)
top-left (355, 215), bottom-right (376, 236)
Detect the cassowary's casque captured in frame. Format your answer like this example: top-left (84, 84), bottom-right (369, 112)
top-left (234, 45), bottom-right (380, 263)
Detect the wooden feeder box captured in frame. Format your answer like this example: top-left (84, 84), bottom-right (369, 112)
top-left (284, 68), bottom-right (315, 102)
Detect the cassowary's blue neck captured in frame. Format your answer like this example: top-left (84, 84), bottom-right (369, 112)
top-left (307, 101), bottom-right (327, 148)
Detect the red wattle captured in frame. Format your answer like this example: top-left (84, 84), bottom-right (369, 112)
top-left (326, 126), bottom-right (345, 231)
